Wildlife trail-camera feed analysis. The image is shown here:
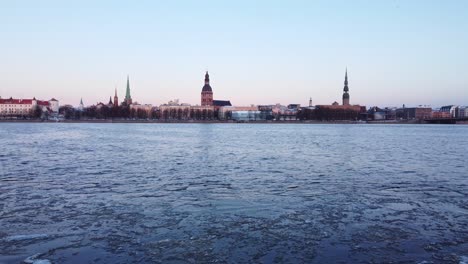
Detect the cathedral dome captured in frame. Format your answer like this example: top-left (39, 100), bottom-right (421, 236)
top-left (202, 84), bottom-right (212, 92)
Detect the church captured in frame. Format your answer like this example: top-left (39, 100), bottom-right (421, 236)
top-left (201, 71), bottom-right (232, 110)
top-left (314, 69), bottom-right (366, 121)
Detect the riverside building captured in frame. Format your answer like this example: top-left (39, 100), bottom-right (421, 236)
top-left (396, 106), bottom-right (432, 120)
top-left (314, 69), bottom-right (365, 121)
top-left (0, 97), bottom-right (59, 118)
top-left (200, 71), bottom-right (232, 115)
top-left (218, 106), bottom-right (260, 120)
top-left (159, 99), bottom-right (214, 120)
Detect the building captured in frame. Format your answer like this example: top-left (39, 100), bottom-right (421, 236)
top-left (396, 107), bottom-right (432, 120)
top-left (368, 107), bottom-right (386, 120)
top-left (159, 99), bottom-right (191, 120)
top-left (457, 106), bottom-right (468, 118)
top-left (48, 98), bottom-right (59, 113)
top-left (200, 71), bottom-right (231, 113)
top-left (124, 75), bottom-right (132, 105)
top-left (213, 100), bottom-right (232, 109)
top-left (231, 111), bottom-right (262, 121)
top-left (314, 70), bottom-right (365, 121)
top-left (434, 106), bottom-right (468, 119)
top-left (218, 106), bottom-right (259, 120)
top-left (0, 98), bottom-right (36, 117)
top-left (201, 71), bottom-right (213, 106)
top-left (0, 97), bottom-right (59, 117)
top-left (288, 104), bottom-right (301, 110)
top-left (367, 107), bottom-right (397, 120)
top-left (258, 105), bottom-right (275, 120)
top-left (315, 104), bottom-right (362, 120)
top-left (432, 111), bottom-right (451, 119)
top-left (130, 103), bottom-right (153, 118)
top-left (439, 105), bottom-right (457, 118)
top-left (271, 104), bottom-right (288, 115)
top-left (266, 104), bottom-right (297, 120)
top-left (159, 99), bottom-right (214, 120)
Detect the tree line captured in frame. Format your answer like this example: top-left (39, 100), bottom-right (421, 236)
top-left (55, 105), bottom-right (364, 121)
top-left (59, 105), bottom-right (216, 120)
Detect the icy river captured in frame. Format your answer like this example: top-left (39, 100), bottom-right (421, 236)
top-left (0, 123), bottom-right (467, 263)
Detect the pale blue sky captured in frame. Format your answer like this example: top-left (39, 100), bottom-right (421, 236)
top-left (1, 0), bottom-right (467, 107)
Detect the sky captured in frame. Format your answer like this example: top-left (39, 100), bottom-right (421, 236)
top-left (1, 0), bottom-right (467, 107)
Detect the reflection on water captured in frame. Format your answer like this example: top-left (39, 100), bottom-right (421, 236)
top-left (0, 123), bottom-right (467, 263)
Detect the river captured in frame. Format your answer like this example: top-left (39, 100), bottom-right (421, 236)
top-left (0, 123), bottom-right (467, 263)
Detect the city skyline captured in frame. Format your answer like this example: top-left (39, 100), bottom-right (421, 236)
top-left (1, 1), bottom-right (467, 107)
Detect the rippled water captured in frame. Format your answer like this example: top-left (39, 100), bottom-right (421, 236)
top-left (0, 123), bottom-right (467, 263)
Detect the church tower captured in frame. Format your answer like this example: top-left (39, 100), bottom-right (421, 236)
top-left (78, 98), bottom-right (84, 111)
top-left (124, 75), bottom-right (132, 105)
top-left (201, 71), bottom-right (213, 106)
top-left (114, 88), bottom-right (119, 107)
top-left (342, 69), bottom-right (350, 105)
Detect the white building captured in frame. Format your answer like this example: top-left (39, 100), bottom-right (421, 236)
top-left (440, 105), bottom-right (458, 118)
top-left (218, 106), bottom-right (259, 120)
top-left (0, 97), bottom-right (59, 117)
top-left (48, 98), bottom-right (59, 112)
top-left (130, 102), bottom-right (154, 115)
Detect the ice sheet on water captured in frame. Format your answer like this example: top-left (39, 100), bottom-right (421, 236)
top-left (23, 253), bottom-right (52, 264)
top-left (1, 124), bottom-right (468, 263)
top-left (3, 234), bottom-right (49, 242)
top-left (460, 256), bottom-right (468, 264)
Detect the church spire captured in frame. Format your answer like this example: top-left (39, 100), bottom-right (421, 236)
top-left (78, 98), bottom-right (84, 111)
top-left (114, 86), bottom-right (119, 107)
top-left (342, 68), bottom-right (350, 105)
top-left (344, 68), bottom-right (349, 92)
top-left (205, 71), bottom-right (210, 85)
top-left (125, 75), bottom-right (132, 105)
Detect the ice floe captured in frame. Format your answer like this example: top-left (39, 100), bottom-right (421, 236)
top-left (23, 253), bottom-right (51, 264)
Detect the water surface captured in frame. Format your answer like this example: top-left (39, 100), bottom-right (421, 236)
top-left (0, 123), bottom-right (467, 263)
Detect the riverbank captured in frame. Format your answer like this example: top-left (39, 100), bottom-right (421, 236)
top-left (0, 119), bottom-right (433, 124)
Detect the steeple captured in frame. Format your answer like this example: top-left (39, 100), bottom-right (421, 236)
top-left (78, 98), bottom-right (84, 111)
top-left (114, 87), bottom-right (119, 107)
top-left (342, 68), bottom-right (350, 105)
top-left (108, 96), bottom-right (113, 105)
top-left (309, 97), bottom-right (313, 107)
top-left (205, 71), bottom-right (210, 85)
top-left (124, 75), bottom-right (132, 105)
top-left (344, 68), bottom-right (349, 92)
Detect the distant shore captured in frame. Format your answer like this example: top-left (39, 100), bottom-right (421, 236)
top-left (0, 119), bottom-right (455, 124)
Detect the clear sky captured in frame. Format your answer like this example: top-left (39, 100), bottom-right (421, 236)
top-left (1, 0), bottom-right (467, 107)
